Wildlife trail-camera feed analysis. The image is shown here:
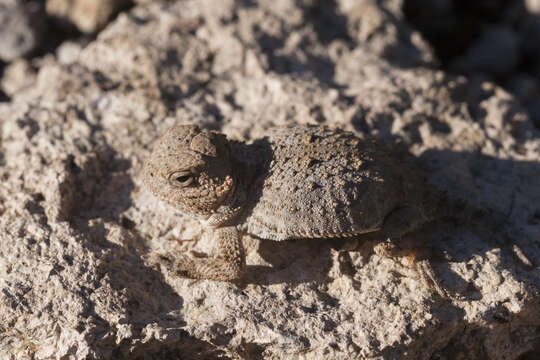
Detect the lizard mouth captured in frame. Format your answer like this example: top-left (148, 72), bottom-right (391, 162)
top-left (164, 179), bottom-right (236, 216)
top-left (165, 197), bottom-right (212, 217)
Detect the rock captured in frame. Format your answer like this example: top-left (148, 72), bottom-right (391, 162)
top-left (0, 59), bottom-right (37, 96)
top-left (337, 0), bottom-right (436, 67)
top-left (0, 0), bottom-right (45, 61)
top-left (526, 0), bottom-right (540, 14)
top-left (56, 40), bottom-right (83, 65)
top-left (0, 1), bottom-right (539, 359)
top-left (402, 0), bottom-right (540, 132)
top-left (46, 0), bottom-right (130, 33)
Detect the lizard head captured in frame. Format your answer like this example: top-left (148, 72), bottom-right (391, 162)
top-left (142, 125), bottom-right (234, 217)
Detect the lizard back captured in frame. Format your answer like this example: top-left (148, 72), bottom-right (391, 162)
top-left (238, 126), bottom-right (423, 241)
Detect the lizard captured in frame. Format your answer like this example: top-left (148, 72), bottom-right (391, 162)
top-left (141, 124), bottom-right (532, 295)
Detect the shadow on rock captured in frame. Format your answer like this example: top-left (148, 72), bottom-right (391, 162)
top-left (75, 216), bottom-right (219, 358)
top-left (60, 145), bottom-right (134, 222)
top-left (415, 149), bottom-right (540, 298)
top-left (241, 237), bottom-right (339, 286)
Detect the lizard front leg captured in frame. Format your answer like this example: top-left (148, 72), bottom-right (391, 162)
top-left (157, 226), bottom-right (246, 281)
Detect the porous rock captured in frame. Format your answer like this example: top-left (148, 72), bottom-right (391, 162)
top-left (0, 0), bottom-right (539, 359)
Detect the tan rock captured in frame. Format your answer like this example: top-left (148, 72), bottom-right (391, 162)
top-left (46, 0), bottom-right (130, 33)
top-left (0, 1), bottom-right (539, 359)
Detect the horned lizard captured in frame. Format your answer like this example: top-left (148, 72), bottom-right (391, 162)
top-left (141, 124), bottom-right (523, 294)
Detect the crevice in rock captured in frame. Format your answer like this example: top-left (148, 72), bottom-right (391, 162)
top-left (303, 0), bottom-right (352, 45)
top-left (0, 88), bottom-right (8, 102)
top-left (0, 62), bottom-right (8, 102)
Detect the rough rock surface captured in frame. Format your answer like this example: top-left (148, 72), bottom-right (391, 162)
top-left (0, 0), bottom-right (539, 359)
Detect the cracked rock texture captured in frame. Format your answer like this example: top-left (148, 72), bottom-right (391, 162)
top-left (0, 0), bottom-right (539, 359)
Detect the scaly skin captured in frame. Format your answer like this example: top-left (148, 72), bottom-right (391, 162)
top-left (142, 124), bottom-right (532, 295)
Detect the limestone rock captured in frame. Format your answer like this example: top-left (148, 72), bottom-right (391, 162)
top-left (0, 1), bottom-right (539, 359)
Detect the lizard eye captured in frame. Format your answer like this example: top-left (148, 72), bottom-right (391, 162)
top-left (169, 171), bottom-right (194, 187)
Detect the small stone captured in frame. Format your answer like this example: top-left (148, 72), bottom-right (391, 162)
top-left (0, 1), bottom-right (45, 61)
top-left (1, 59), bottom-right (36, 96)
top-left (526, 0), bottom-right (540, 14)
top-left (46, 0), bottom-right (130, 33)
